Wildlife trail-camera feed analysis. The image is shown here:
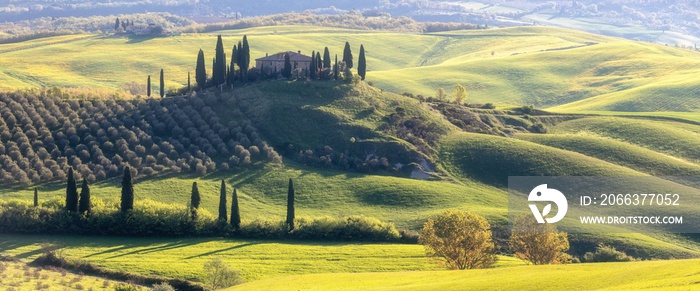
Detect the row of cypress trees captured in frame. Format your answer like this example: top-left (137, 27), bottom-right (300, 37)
top-left (305, 42), bottom-right (366, 80)
top-left (187, 178), bottom-right (295, 231)
top-left (195, 35), bottom-right (251, 90)
top-left (62, 166), bottom-right (134, 215)
top-left (61, 163), bottom-right (293, 230)
top-left (146, 69), bottom-right (166, 98)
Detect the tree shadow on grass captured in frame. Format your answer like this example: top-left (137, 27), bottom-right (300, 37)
top-left (104, 240), bottom-right (204, 259)
top-left (183, 242), bottom-right (261, 259)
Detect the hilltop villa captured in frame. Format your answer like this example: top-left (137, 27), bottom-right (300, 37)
top-left (255, 51), bottom-right (312, 75)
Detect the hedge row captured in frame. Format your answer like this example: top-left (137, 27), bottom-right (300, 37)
top-left (0, 199), bottom-right (401, 242)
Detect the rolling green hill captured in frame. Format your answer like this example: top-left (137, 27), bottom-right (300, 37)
top-left (439, 132), bottom-right (643, 186)
top-left (227, 259), bottom-right (700, 291)
top-left (550, 117), bottom-right (700, 163)
top-left (1, 25), bottom-right (700, 112)
top-left (516, 133), bottom-right (700, 177)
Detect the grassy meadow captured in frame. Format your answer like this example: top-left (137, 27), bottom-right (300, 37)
top-left (1, 25), bottom-right (700, 112)
top-left (228, 259), bottom-right (700, 291)
top-left (0, 234), bottom-right (524, 283)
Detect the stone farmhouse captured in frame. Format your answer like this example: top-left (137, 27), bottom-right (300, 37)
top-left (255, 51), bottom-right (312, 75)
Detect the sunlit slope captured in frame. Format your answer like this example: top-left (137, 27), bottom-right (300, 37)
top-left (228, 259), bottom-right (700, 291)
top-left (551, 117), bottom-right (700, 163)
top-left (439, 132), bottom-right (643, 186)
top-left (2, 26), bottom-right (699, 111)
top-left (516, 133), bottom-right (700, 177)
top-left (0, 234), bottom-right (526, 282)
top-left (1, 162), bottom-right (506, 230)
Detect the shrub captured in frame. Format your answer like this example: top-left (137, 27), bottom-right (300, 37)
top-left (293, 216), bottom-right (400, 241)
top-left (113, 284), bottom-right (140, 291)
top-left (150, 282), bottom-right (175, 291)
top-left (510, 214), bottom-right (571, 265)
top-left (583, 244), bottom-right (635, 262)
top-left (419, 209), bottom-right (497, 269)
top-left (202, 258), bottom-right (243, 289)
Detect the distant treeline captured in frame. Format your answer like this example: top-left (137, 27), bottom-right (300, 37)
top-left (0, 12), bottom-right (482, 41)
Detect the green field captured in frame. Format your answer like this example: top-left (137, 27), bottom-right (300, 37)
top-left (2, 25), bottom-right (700, 112)
top-left (0, 234), bottom-right (524, 283)
top-left (228, 259), bottom-right (700, 291)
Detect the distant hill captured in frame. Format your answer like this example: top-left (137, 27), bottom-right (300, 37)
top-left (1, 25), bottom-right (700, 112)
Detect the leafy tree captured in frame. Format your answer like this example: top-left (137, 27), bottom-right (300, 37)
top-left (65, 167), bottom-right (78, 212)
top-left (190, 181), bottom-right (200, 219)
top-left (120, 166), bottom-right (134, 213)
top-left (323, 47), bottom-right (331, 68)
top-left (453, 84), bottom-right (467, 105)
top-left (437, 88), bottom-right (446, 101)
top-left (195, 49), bottom-right (207, 90)
top-left (358, 44), bottom-right (367, 81)
top-left (159, 69), bottom-right (165, 98)
top-left (286, 178), bottom-right (295, 231)
top-left (78, 178), bottom-right (91, 214)
top-left (343, 41), bottom-right (353, 69)
top-left (282, 53), bottom-right (292, 79)
top-left (202, 258), bottom-right (243, 289)
top-left (420, 209), bottom-right (497, 269)
top-left (33, 187), bottom-right (38, 207)
top-left (230, 188), bottom-right (240, 229)
top-left (510, 214), bottom-right (570, 265)
top-left (218, 180), bottom-right (227, 222)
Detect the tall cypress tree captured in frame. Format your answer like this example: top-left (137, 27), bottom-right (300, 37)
top-left (195, 49), bottom-right (207, 90)
top-left (159, 69), bottom-right (165, 98)
top-left (309, 50), bottom-right (316, 79)
top-left (120, 166), bottom-right (134, 213)
top-left (323, 47), bottom-right (331, 68)
top-left (286, 178), bottom-right (295, 231)
top-left (190, 181), bottom-right (200, 219)
top-left (214, 35), bottom-right (226, 86)
top-left (230, 188), bottom-right (240, 229)
top-left (79, 178), bottom-right (91, 215)
top-left (234, 45), bottom-right (238, 84)
top-left (282, 53), bottom-right (292, 79)
top-left (33, 187), bottom-right (38, 207)
top-left (236, 41), bottom-right (242, 81)
top-left (334, 54), bottom-right (338, 80)
top-left (316, 52), bottom-right (322, 71)
top-left (65, 167), bottom-right (78, 212)
top-left (343, 41), bottom-right (353, 69)
top-left (358, 44), bottom-right (367, 81)
top-left (115, 17), bottom-right (120, 31)
top-left (212, 57), bottom-right (216, 82)
top-left (147, 75), bottom-right (151, 97)
top-left (218, 180), bottom-right (227, 222)
top-left (187, 71), bottom-right (191, 92)
top-left (241, 35), bottom-right (250, 81)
